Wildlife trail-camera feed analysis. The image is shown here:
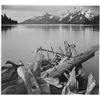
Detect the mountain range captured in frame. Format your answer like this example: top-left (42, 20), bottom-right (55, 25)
top-left (20, 9), bottom-right (99, 24)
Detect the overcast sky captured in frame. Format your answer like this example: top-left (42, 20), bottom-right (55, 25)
top-left (2, 6), bottom-right (99, 22)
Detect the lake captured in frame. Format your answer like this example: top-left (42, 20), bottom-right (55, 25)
top-left (2, 24), bottom-right (99, 83)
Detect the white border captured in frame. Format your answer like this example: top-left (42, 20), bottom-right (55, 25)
top-left (0, 0), bottom-right (100, 5)
top-left (0, 0), bottom-right (100, 100)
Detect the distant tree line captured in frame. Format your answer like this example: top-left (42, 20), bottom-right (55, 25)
top-left (2, 14), bottom-right (18, 24)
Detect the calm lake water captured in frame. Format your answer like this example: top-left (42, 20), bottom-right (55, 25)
top-left (2, 24), bottom-right (99, 83)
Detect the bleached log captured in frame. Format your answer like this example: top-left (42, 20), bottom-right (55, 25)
top-left (2, 66), bottom-right (18, 84)
top-left (59, 46), bottom-right (64, 56)
top-left (64, 41), bottom-right (72, 57)
top-left (2, 77), bottom-right (22, 91)
top-left (17, 66), bottom-right (41, 94)
top-left (47, 50), bottom-right (50, 59)
top-left (85, 73), bottom-right (96, 94)
top-left (62, 68), bottom-right (77, 94)
top-left (42, 44), bottom-right (99, 78)
top-left (44, 77), bottom-right (62, 88)
top-left (66, 67), bottom-right (77, 92)
top-left (70, 44), bottom-right (88, 91)
top-left (36, 47), bottom-right (66, 56)
top-left (2, 60), bottom-right (24, 84)
top-left (50, 46), bottom-right (55, 56)
top-left (70, 44), bottom-right (77, 57)
top-left (2, 80), bottom-right (28, 94)
top-left (2, 77), bottom-right (28, 94)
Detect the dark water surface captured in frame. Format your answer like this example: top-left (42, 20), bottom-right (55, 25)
top-left (2, 24), bottom-right (99, 83)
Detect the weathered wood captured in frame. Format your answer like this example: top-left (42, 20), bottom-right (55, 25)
top-left (2, 60), bottom-right (24, 84)
top-left (36, 43), bottom-right (76, 57)
top-left (50, 46), bottom-right (55, 56)
top-left (85, 73), bottom-right (96, 94)
top-left (62, 72), bottom-right (97, 95)
top-left (36, 77), bottom-right (50, 94)
top-left (42, 44), bottom-right (99, 78)
top-left (66, 67), bottom-right (77, 92)
top-left (70, 44), bottom-right (88, 91)
top-left (59, 46), bottom-right (64, 56)
top-left (64, 41), bottom-right (72, 57)
top-left (62, 68), bottom-right (77, 94)
top-left (75, 66), bottom-right (88, 91)
top-left (5, 60), bottom-right (24, 67)
top-left (17, 66), bottom-right (41, 94)
top-left (2, 63), bottom-right (50, 94)
top-left (47, 50), bottom-right (50, 59)
top-left (44, 77), bottom-right (62, 88)
top-left (2, 80), bottom-right (28, 94)
top-left (2, 66), bottom-right (18, 84)
top-left (2, 77), bottom-right (22, 90)
top-left (36, 47), bottom-right (66, 56)
top-left (1, 43), bottom-right (99, 94)
top-left (70, 44), bottom-right (77, 57)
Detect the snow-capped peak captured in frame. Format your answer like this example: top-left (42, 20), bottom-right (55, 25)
top-left (81, 9), bottom-right (95, 20)
top-left (49, 15), bottom-right (53, 19)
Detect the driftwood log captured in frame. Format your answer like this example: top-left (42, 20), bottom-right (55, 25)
top-left (2, 44), bottom-right (99, 94)
top-left (70, 44), bottom-right (88, 91)
top-left (36, 47), bottom-right (66, 56)
top-left (2, 77), bottom-right (28, 94)
top-left (2, 60), bottom-right (23, 84)
top-left (42, 44), bottom-right (99, 78)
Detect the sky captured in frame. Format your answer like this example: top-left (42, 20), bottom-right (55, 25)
top-left (2, 5), bottom-right (99, 23)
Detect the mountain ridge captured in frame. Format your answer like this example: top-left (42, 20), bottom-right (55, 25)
top-left (20, 9), bottom-right (99, 24)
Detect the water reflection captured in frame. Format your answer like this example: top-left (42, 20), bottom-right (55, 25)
top-left (24, 25), bottom-right (60, 32)
top-left (23, 24), bottom-right (99, 32)
top-left (2, 25), bottom-right (17, 33)
top-left (61, 25), bottom-right (99, 32)
top-left (84, 25), bottom-right (99, 32)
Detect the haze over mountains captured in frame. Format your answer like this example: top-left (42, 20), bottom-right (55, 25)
top-left (20, 9), bottom-right (99, 24)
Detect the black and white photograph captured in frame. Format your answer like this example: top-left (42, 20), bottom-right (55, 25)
top-left (1, 5), bottom-right (99, 95)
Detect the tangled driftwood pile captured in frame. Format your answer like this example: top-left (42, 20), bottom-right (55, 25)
top-left (1, 41), bottom-right (99, 94)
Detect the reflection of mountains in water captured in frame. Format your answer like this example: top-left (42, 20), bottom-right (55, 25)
top-left (84, 25), bottom-right (99, 31)
top-left (24, 25), bottom-right (60, 31)
top-left (2, 25), bottom-right (17, 32)
top-left (24, 24), bottom-right (99, 32)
